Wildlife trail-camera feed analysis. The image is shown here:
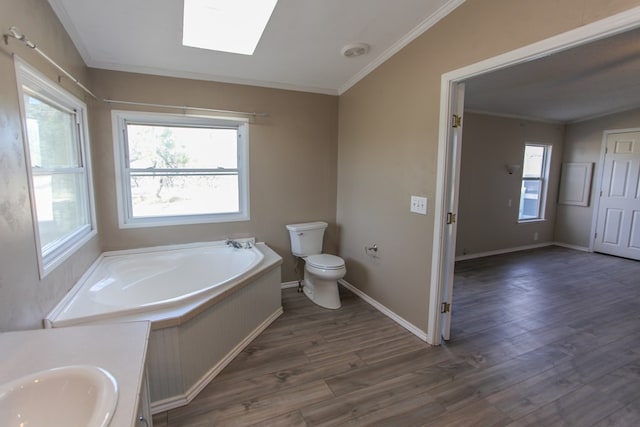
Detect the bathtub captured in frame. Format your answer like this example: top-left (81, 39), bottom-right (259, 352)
top-left (45, 239), bottom-right (283, 412)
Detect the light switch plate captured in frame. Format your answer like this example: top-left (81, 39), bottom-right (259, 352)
top-left (410, 195), bottom-right (427, 215)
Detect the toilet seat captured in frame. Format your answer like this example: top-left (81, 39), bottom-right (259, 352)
top-left (306, 254), bottom-right (345, 270)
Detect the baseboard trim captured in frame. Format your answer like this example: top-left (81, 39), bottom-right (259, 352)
top-left (455, 243), bottom-right (554, 261)
top-left (552, 242), bottom-right (591, 252)
top-left (150, 306), bottom-right (284, 414)
top-left (338, 279), bottom-right (428, 342)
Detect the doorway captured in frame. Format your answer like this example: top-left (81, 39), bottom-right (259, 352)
top-left (428, 7), bottom-right (640, 346)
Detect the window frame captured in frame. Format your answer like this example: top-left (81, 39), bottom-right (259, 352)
top-left (15, 58), bottom-right (97, 278)
top-left (111, 110), bottom-right (250, 228)
top-left (518, 143), bottom-right (551, 223)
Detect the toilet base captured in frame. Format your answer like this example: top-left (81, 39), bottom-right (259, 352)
top-left (303, 270), bottom-right (341, 309)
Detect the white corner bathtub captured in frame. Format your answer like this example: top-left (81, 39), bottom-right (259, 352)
top-left (45, 240), bottom-right (283, 413)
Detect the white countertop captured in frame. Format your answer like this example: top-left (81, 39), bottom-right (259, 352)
top-left (0, 321), bottom-right (151, 427)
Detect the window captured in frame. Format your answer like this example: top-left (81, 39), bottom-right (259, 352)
top-left (15, 59), bottom-right (96, 277)
top-left (519, 144), bottom-right (551, 221)
top-left (112, 111), bottom-right (249, 228)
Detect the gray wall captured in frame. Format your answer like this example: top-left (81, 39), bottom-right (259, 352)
top-left (456, 113), bottom-right (565, 256)
top-left (0, 0), bottom-right (101, 331)
top-left (555, 107), bottom-right (640, 248)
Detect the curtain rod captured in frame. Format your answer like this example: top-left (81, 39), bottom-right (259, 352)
top-left (4, 26), bottom-right (269, 117)
top-left (104, 99), bottom-right (269, 117)
top-left (5, 26), bottom-right (98, 99)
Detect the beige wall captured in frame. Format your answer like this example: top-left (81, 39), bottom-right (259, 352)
top-left (2, 0), bottom-right (640, 337)
top-left (555, 107), bottom-right (640, 248)
top-left (336, 0), bottom-right (640, 334)
top-left (0, 0), bottom-right (100, 331)
top-left (0, 1), bottom-right (338, 331)
top-left (456, 113), bottom-right (564, 256)
top-left (88, 69), bottom-right (338, 283)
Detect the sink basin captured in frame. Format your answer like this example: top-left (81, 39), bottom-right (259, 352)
top-left (0, 365), bottom-right (118, 427)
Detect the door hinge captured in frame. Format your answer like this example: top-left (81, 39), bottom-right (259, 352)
top-left (441, 302), bottom-right (451, 314)
top-left (452, 114), bottom-right (462, 128)
top-left (446, 212), bottom-right (457, 224)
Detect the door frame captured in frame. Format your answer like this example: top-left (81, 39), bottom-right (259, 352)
top-left (590, 127), bottom-right (640, 253)
top-left (427, 6), bottom-right (640, 346)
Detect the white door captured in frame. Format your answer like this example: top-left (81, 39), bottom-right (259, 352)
top-left (440, 83), bottom-right (465, 341)
top-left (594, 131), bottom-right (640, 260)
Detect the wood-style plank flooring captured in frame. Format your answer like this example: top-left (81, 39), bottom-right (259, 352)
top-left (153, 246), bottom-right (640, 426)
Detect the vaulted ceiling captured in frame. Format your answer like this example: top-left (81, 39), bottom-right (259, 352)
top-left (47, 0), bottom-right (640, 122)
top-left (48, 0), bottom-right (461, 95)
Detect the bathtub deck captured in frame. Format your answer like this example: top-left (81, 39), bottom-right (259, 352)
top-left (153, 246), bottom-right (640, 426)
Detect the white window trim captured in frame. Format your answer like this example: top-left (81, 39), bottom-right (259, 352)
top-left (518, 143), bottom-right (552, 223)
top-left (14, 57), bottom-right (97, 278)
top-left (111, 110), bottom-right (250, 228)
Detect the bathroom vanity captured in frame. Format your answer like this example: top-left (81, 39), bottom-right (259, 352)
top-left (0, 321), bottom-right (151, 426)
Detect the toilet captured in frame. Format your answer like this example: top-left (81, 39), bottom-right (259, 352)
top-left (286, 221), bottom-right (346, 309)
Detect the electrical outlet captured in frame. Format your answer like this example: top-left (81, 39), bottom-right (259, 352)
top-left (410, 196), bottom-right (427, 215)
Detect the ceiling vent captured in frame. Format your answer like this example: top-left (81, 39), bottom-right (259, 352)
top-left (341, 43), bottom-right (370, 58)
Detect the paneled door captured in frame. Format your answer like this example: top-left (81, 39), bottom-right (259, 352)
top-left (594, 131), bottom-right (640, 260)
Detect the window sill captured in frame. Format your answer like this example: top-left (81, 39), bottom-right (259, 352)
top-left (118, 213), bottom-right (250, 229)
top-left (39, 229), bottom-right (97, 279)
top-left (517, 218), bottom-right (547, 224)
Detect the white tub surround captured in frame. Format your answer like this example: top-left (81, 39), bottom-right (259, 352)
top-left (45, 240), bottom-right (283, 413)
top-left (0, 322), bottom-right (151, 427)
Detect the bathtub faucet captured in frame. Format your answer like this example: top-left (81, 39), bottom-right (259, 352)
top-left (225, 239), bottom-right (243, 249)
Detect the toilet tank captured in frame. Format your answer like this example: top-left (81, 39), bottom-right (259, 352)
top-left (286, 222), bottom-right (328, 257)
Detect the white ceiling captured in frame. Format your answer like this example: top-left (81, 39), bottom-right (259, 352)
top-left (47, 0), bottom-right (463, 95)
top-left (46, 0), bottom-right (640, 121)
top-left (464, 27), bottom-right (640, 123)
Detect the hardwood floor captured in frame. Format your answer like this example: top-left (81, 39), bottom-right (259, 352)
top-left (153, 246), bottom-right (640, 426)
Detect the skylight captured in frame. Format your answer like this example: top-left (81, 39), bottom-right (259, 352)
top-left (182, 0), bottom-right (278, 55)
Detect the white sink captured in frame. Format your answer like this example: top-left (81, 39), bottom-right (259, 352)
top-left (0, 365), bottom-right (118, 427)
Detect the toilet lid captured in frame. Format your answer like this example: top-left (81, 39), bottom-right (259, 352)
top-left (306, 254), bottom-right (345, 270)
